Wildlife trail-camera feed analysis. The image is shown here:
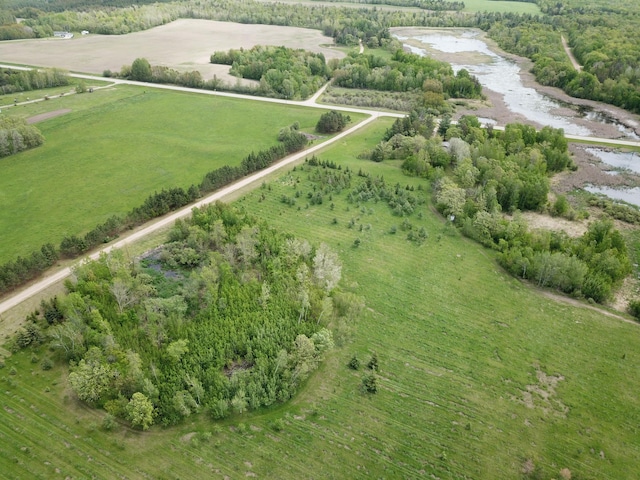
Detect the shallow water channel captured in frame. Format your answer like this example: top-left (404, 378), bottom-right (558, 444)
top-left (393, 28), bottom-right (640, 205)
top-left (394, 29), bottom-right (591, 135)
top-left (392, 29), bottom-right (640, 138)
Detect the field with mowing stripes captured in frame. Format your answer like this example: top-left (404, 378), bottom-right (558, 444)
top-left (1, 118), bottom-right (639, 479)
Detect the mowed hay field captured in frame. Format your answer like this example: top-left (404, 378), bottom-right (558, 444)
top-left (0, 85), bottom-right (340, 263)
top-left (0, 19), bottom-right (344, 82)
top-left (2, 119), bottom-right (639, 479)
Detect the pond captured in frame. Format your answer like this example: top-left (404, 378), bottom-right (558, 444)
top-left (584, 185), bottom-right (640, 208)
top-left (585, 148), bottom-right (640, 175)
top-left (394, 28), bottom-right (640, 208)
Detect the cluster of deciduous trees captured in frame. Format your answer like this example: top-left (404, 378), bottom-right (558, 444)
top-left (0, 121), bottom-right (310, 295)
top-left (14, 203), bottom-right (349, 428)
top-left (497, 219), bottom-right (631, 303)
top-left (211, 46), bottom-right (330, 100)
top-left (0, 117), bottom-right (45, 158)
top-left (0, 67), bottom-right (69, 95)
top-left (332, 51), bottom-right (481, 108)
top-left (382, 113), bottom-right (630, 303)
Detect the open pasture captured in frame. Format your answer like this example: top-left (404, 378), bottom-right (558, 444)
top-left (0, 19), bottom-right (344, 82)
top-left (0, 85), bottom-right (335, 263)
top-left (462, 0), bottom-right (540, 14)
top-left (1, 119), bottom-right (639, 479)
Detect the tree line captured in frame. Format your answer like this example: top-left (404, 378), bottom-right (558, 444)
top-left (310, 0), bottom-right (465, 11)
top-left (0, 121), bottom-right (311, 295)
top-left (10, 202), bottom-right (350, 429)
top-left (0, 67), bottom-right (70, 95)
top-left (8, 0), bottom-right (640, 113)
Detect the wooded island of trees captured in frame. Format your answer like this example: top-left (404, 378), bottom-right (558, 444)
top-left (10, 203), bottom-right (353, 428)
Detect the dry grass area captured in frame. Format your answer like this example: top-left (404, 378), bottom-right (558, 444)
top-left (0, 19), bottom-right (344, 81)
top-left (26, 108), bottom-right (72, 124)
top-left (521, 211), bottom-right (588, 237)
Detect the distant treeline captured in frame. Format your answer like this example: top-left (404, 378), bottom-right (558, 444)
top-left (310, 0), bottom-right (465, 11)
top-left (0, 124), bottom-right (310, 295)
top-left (12, 0), bottom-right (482, 43)
top-left (8, 0), bottom-right (639, 113)
top-left (0, 68), bottom-right (70, 95)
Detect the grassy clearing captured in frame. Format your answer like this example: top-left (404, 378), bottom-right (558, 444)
top-left (1, 118), bottom-right (639, 479)
top-left (462, 0), bottom-right (540, 14)
top-left (0, 85), bottom-right (350, 263)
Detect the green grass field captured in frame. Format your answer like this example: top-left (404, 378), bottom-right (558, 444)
top-left (1, 118), bottom-right (639, 479)
top-left (462, 0), bottom-right (540, 14)
top-left (0, 85), bottom-right (350, 263)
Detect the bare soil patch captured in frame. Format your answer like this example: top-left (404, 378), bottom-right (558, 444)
top-left (26, 108), bottom-right (71, 124)
top-left (521, 211), bottom-right (587, 237)
top-left (0, 19), bottom-right (344, 82)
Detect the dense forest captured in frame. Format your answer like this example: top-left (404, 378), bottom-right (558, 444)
top-left (10, 202), bottom-right (352, 428)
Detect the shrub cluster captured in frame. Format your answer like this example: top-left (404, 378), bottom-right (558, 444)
top-left (0, 117), bottom-right (44, 158)
top-left (316, 111), bottom-right (351, 133)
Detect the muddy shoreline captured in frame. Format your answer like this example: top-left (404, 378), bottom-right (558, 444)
top-left (394, 27), bottom-right (640, 194)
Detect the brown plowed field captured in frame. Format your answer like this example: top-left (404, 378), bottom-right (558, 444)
top-left (0, 19), bottom-right (344, 83)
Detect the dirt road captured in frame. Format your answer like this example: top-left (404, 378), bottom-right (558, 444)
top-left (561, 35), bottom-right (582, 72)
top-left (0, 114), bottom-right (379, 317)
top-left (1, 66), bottom-right (639, 322)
